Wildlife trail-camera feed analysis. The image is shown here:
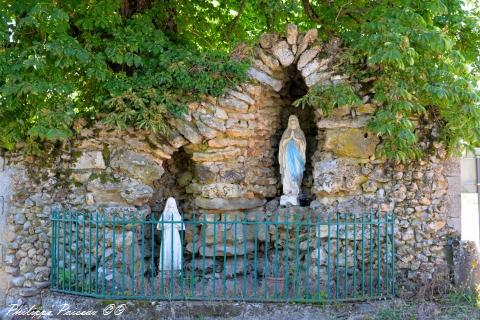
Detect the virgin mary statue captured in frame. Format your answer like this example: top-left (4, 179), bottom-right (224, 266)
top-left (279, 115), bottom-right (306, 206)
top-left (157, 197), bottom-right (184, 272)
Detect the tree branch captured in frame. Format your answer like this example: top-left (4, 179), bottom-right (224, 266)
top-left (302, 0), bottom-right (320, 22)
top-left (223, 0), bottom-right (246, 36)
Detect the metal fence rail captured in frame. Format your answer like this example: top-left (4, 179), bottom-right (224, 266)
top-left (50, 209), bottom-right (395, 302)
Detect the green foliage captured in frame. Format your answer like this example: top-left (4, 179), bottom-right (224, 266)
top-left (0, 0), bottom-right (248, 151)
top-left (1, 0), bottom-right (480, 160)
top-left (293, 83), bottom-right (362, 115)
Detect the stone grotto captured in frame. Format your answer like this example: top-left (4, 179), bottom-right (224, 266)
top-left (0, 24), bottom-right (462, 307)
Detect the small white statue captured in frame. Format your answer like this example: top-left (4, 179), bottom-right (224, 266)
top-left (157, 197), bottom-right (184, 272)
top-left (279, 115), bottom-right (306, 206)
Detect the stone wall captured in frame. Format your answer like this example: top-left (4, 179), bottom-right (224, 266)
top-left (0, 24), bottom-right (461, 305)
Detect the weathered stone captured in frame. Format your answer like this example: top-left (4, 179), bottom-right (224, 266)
top-left (72, 151), bottom-right (106, 170)
top-left (247, 68), bottom-right (283, 92)
top-left (198, 183), bottom-right (245, 198)
top-left (305, 71), bottom-right (333, 87)
top-left (225, 128), bottom-right (254, 138)
top-left (272, 41), bottom-right (295, 67)
top-left (316, 116), bottom-right (370, 129)
top-left (323, 128), bottom-right (379, 158)
top-left (218, 97), bottom-right (249, 112)
top-left (195, 198), bottom-right (266, 210)
top-left (312, 156), bottom-right (364, 195)
top-left (259, 32), bottom-right (279, 49)
top-left (199, 114), bottom-right (226, 132)
top-left (170, 118), bottom-right (203, 144)
top-left (9, 276), bottom-right (25, 287)
top-left (297, 28), bottom-right (318, 57)
top-left (208, 138), bottom-right (248, 148)
top-left (255, 48), bottom-right (281, 73)
top-left (301, 58), bottom-right (329, 78)
top-left (19, 287), bottom-right (40, 297)
top-left (167, 129), bottom-right (189, 148)
top-left (195, 120), bottom-right (220, 139)
top-left (362, 180), bottom-right (378, 193)
top-left (297, 46), bottom-right (322, 70)
top-left (226, 89), bottom-right (255, 105)
top-left (357, 103), bottom-right (376, 115)
top-left (192, 147), bottom-right (242, 162)
top-left (86, 177), bottom-right (153, 206)
top-left (110, 149), bottom-right (164, 184)
top-left (286, 24), bottom-right (298, 44)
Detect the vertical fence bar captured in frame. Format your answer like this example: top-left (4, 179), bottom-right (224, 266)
top-left (69, 210), bottom-right (73, 292)
top-left (305, 214), bottom-right (312, 300)
top-left (391, 211), bottom-right (395, 297)
top-left (361, 210), bottom-right (365, 297)
top-left (102, 212), bottom-right (107, 297)
top-left (377, 212), bottom-right (381, 296)
top-left (50, 210), bottom-right (55, 289)
top-left (222, 215), bottom-right (227, 299)
top-left (150, 212), bottom-right (155, 299)
top-left (212, 214), bottom-right (217, 298)
top-left (201, 213), bottom-right (207, 299)
top-left (121, 210), bottom-right (126, 295)
top-left (140, 211), bottom-right (145, 297)
top-left (112, 213), bottom-right (116, 296)
top-left (62, 210), bottom-right (66, 291)
top-left (82, 210), bottom-right (86, 293)
top-left (344, 215), bottom-right (348, 299)
top-left (274, 212), bottom-right (280, 299)
top-left (88, 211), bottom-right (92, 294)
top-left (335, 213), bottom-right (339, 299)
top-left (294, 216), bottom-right (301, 300)
top-left (160, 212), bottom-right (165, 297)
top-left (327, 214), bottom-right (331, 300)
top-left (316, 214), bottom-right (321, 301)
top-left (369, 210), bottom-right (373, 297)
top-left (170, 210), bottom-right (174, 298)
top-left (253, 211), bottom-right (259, 300)
top-left (75, 211), bottom-right (79, 292)
top-left (191, 213), bottom-right (197, 299)
top-left (353, 214), bottom-right (357, 299)
top-left (263, 214), bottom-right (269, 301)
top-left (233, 215), bottom-right (238, 299)
top-left (284, 211), bottom-right (290, 300)
top-left (243, 212), bottom-right (248, 299)
top-left (132, 211), bottom-right (137, 296)
top-left (384, 211), bottom-right (388, 296)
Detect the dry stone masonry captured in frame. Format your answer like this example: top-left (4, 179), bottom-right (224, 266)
top-left (0, 24), bottom-right (461, 306)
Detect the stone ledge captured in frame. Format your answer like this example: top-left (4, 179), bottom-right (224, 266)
top-left (194, 197), bottom-right (266, 210)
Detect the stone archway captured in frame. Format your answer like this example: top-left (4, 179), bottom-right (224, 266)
top-left (163, 25), bottom-right (345, 214)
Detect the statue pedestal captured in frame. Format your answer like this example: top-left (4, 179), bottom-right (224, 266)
top-left (280, 195), bottom-right (298, 206)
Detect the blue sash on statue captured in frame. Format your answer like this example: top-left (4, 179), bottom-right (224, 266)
top-left (286, 139), bottom-right (305, 183)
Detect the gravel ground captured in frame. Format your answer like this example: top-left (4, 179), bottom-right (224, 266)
top-left (1, 293), bottom-right (479, 320)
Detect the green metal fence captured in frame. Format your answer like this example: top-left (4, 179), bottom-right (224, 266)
top-left (50, 208), bottom-right (395, 302)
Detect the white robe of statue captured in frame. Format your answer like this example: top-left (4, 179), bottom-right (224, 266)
top-left (157, 197), bottom-right (184, 272)
top-left (279, 115), bottom-right (306, 206)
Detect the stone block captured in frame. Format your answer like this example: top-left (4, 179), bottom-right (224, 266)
top-left (296, 28), bottom-right (318, 57)
top-left (305, 71), bottom-right (333, 87)
top-left (192, 147), bottom-right (242, 162)
top-left (247, 68), bottom-right (283, 92)
top-left (272, 41), bottom-right (295, 67)
top-left (323, 128), bottom-right (379, 159)
top-left (317, 116), bottom-right (370, 129)
top-left (297, 46), bottom-right (322, 70)
top-left (110, 149), bottom-right (164, 184)
top-left (72, 151), bottom-right (106, 170)
top-left (195, 198), bottom-right (266, 210)
top-left (286, 24), bottom-right (298, 44)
